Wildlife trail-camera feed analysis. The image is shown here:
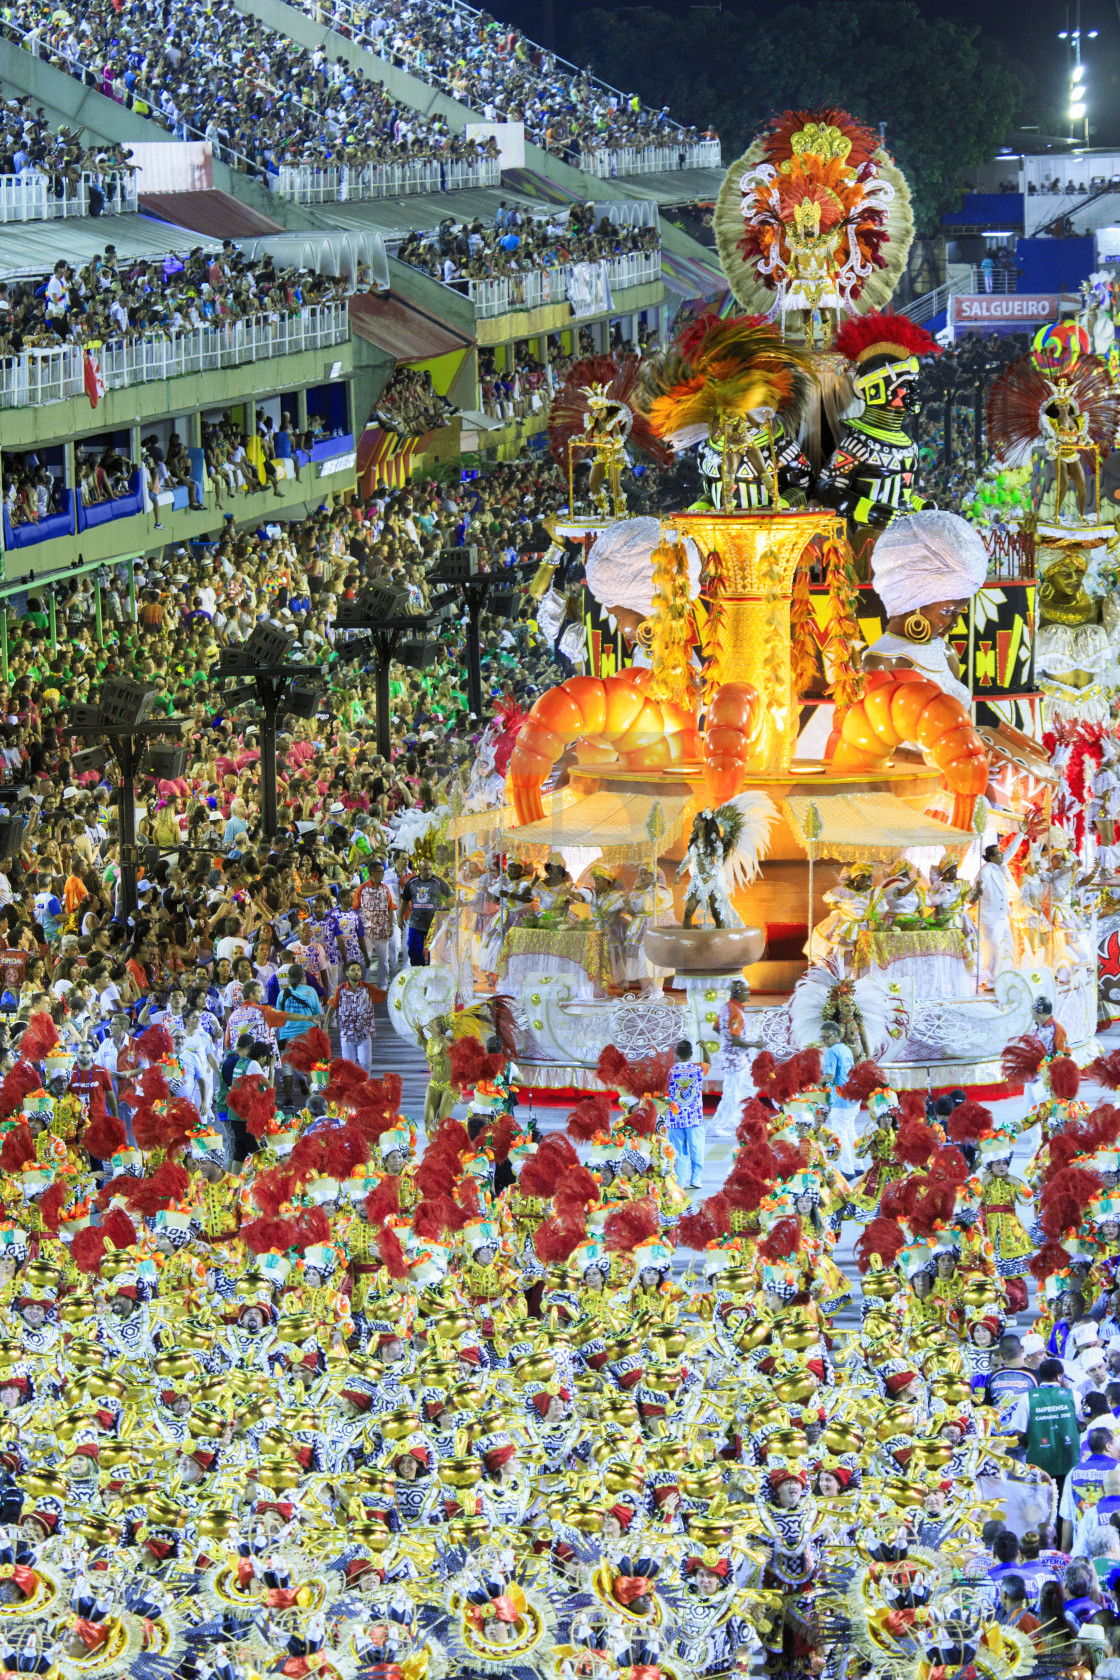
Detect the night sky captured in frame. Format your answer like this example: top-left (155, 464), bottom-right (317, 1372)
top-left (491, 0), bottom-right (1120, 153)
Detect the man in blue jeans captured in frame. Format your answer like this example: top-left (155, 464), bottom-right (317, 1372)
top-left (399, 857), bottom-right (451, 967)
top-left (667, 1037), bottom-right (708, 1191)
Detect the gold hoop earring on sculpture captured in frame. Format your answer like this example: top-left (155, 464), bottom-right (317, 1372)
top-left (903, 611), bottom-right (932, 645)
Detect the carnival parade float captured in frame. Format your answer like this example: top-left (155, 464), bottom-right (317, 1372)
top-left (391, 108), bottom-right (1115, 1097)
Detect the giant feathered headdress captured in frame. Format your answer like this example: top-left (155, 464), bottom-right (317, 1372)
top-left (548, 351), bottom-right (675, 469)
top-left (640, 313), bottom-right (812, 447)
top-left (714, 108), bottom-right (913, 320)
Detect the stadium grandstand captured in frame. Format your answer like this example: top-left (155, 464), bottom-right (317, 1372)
top-left (0, 0), bottom-right (727, 590)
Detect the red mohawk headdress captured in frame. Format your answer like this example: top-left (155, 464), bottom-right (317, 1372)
top-left (833, 310), bottom-right (939, 391)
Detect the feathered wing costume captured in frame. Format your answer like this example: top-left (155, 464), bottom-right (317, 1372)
top-left (547, 350), bottom-right (675, 473)
top-left (987, 350), bottom-right (1120, 464)
top-left (680, 791), bottom-right (778, 928)
top-left (639, 312), bottom-right (813, 508)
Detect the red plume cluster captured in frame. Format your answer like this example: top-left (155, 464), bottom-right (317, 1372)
top-left (518, 1135), bottom-right (579, 1200)
top-left (839, 1061), bottom-right (888, 1102)
top-left (288, 1127), bottom-right (369, 1186)
top-left (134, 1065), bottom-right (170, 1106)
top-left (133, 1096), bottom-right (200, 1156)
top-left (676, 1209), bottom-right (717, 1251)
top-left (880, 1173), bottom-right (956, 1238)
top-left (0, 1124), bottom-right (35, 1174)
top-left (596, 1045), bottom-right (630, 1090)
top-left (771, 1049), bottom-right (823, 1103)
top-left (946, 1100), bottom-right (993, 1145)
top-left (229, 1076), bottom-right (278, 1139)
top-left (477, 1116), bottom-right (517, 1162)
top-left (377, 1220), bottom-right (410, 1280)
top-left (251, 1165), bottom-right (298, 1218)
top-left (1030, 1238), bottom-right (1073, 1282)
top-left (37, 1180), bottom-right (67, 1233)
top-left (737, 1098), bottom-right (774, 1138)
top-left (603, 1199), bottom-right (659, 1253)
top-left (136, 1024), bottom-right (174, 1066)
top-left (757, 1217), bottom-right (801, 1262)
top-left (81, 1089), bottom-right (127, 1162)
top-left (928, 1145), bottom-right (970, 1186)
top-left (567, 1093), bottom-right (613, 1142)
top-left (1049, 1057), bottom-right (1081, 1101)
top-left (124, 1159), bottom-right (190, 1216)
top-left (554, 1165), bottom-right (599, 1214)
top-left (282, 1028), bottom-right (332, 1074)
top-left (533, 1213), bottom-right (587, 1263)
top-left (1089, 1050), bottom-right (1120, 1091)
top-left (1039, 1164), bottom-right (1103, 1239)
top-left (854, 1217), bottom-right (905, 1274)
top-left (240, 1214), bottom-right (295, 1255)
top-left (0, 1063), bottom-right (44, 1118)
top-left (70, 1226), bottom-right (106, 1275)
top-left (751, 1052), bottom-right (777, 1095)
top-left (1001, 1036), bottom-right (1046, 1083)
top-left (18, 1012), bottom-right (59, 1062)
top-left (896, 1115), bottom-right (938, 1169)
top-left (102, 1208), bottom-right (137, 1249)
top-left (1041, 1104), bottom-right (1120, 1180)
top-left (364, 1176), bottom-right (400, 1224)
top-left (323, 1059), bottom-right (369, 1103)
top-left (448, 1036), bottom-right (504, 1090)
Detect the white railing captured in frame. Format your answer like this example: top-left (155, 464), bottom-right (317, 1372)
top-left (0, 304), bottom-right (349, 410)
top-left (901, 268), bottom-right (979, 328)
top-left (579, 140), bottom-right (722, 178)
top-left (606, 250), bottom-right (660, 291)
top-left (463, 251), bottom-right (660, 319)
top-left (0, 169), bottom-right (138, 224)
top-left (274, 153), bottom-right (500, 204)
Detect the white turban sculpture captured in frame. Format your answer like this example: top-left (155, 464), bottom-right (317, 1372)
top-left (871, 511), bottom-right (989, 622)
top-left (585, 516), bottom-right (702, 619)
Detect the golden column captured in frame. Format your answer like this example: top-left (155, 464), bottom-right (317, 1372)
top-left (672, 509), bottom-right (848, 774)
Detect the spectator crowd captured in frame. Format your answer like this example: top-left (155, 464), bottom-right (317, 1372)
top-left (370, 366), bottom-right (456, 437)
top-left (396, 199), bottom-right (660, 289)
top-left (290, 0), bottom-right (712, 164)
top-left (0, 241), bottom-right (354, 358)
top-left (0, 96), bottom-right (136, 205)
top-left (3, 0), bottom-right (498, 183)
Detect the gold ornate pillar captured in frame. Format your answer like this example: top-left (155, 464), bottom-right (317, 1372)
top-left (671, 510), bottom-right (848, 773)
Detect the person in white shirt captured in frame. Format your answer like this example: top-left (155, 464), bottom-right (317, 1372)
top-left (215, 928), bottom-right (252, 963)
top-left (169, 1029), bottom-right (209, 1115)
top-left (94, 1014), bottom-right (131, 1087)
top-left (183, 1010), bottom-right (219, 1118)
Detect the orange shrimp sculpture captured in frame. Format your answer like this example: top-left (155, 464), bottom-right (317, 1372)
top-left (828, 669), bottom-right (989, 830)
top-left (508, 668), bottom-right (760, 823)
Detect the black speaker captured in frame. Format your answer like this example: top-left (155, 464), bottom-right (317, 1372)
top-left (97, 678), bottom-right (157, 727)
top-left (284, 679), bottom-right (322, 719)
top-left (145, 743), bottom-right (189, 780)
top-left (72, 746), bottom-right (110, 775)
top-left (0, 818), bottom-right (24, 861)
top-left (243, 622), bottom-right (296, 669)
top-left (337, 584), bottom-right (408, 628)
top-left (485, 590), bottom-right (516, 617)
top-left (399, 640), bottom-right (440, 670)
top-left (430, 547), bottom-right (478, 582)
